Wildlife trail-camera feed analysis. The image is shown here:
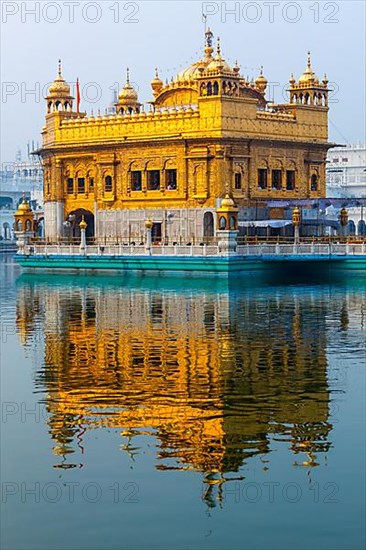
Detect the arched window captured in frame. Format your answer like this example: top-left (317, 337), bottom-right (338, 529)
top-left (207, 82), bottom-right (212, 96)
top-left (358, 220), bottom-right (366, 236)
top-left (348, 220), bottom-right (356, 235)
top-left (234, 172), bottom-right (242, 189)
top-left (16, 220), bottom-right (22, 231)
top-left (229, 215), bottom-right (237, 230)
top-left (213, 82), bottom-right (219, 95)
top-left (311, 174), bottom-right (318, 191)
top-left (203, 212), bottom-right (214, 237)
top-left (25, 220), bottom-right (31, 231)
top-left (104, 175), bottom-right (113, 192)
top-left (219, 216), bottom-right (226, 230)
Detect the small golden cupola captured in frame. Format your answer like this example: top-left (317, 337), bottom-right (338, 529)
top-left (14, 197), bottom-right (34, 233)
top-left (151, 68), bottom-right (163, 98)
top-left (298, 51), bottom-right (319, 84)
top-left (116, 69), bottom-right (141, 114)
top-left (216, 194), bottom-right (239, 231)
top-left (46, 60), bottom-right (74, 113)
top-left (288, 52), bottom-right (329, 107)
top-left (206, 38), bottom-right (232, 73)
top-left (197, 36), bottom-right (242, 98)
top-left (255, 66), bottom-right (268, 94)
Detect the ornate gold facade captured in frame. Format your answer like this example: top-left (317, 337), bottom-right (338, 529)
top-left (39, 30), bottom-right (332, 239)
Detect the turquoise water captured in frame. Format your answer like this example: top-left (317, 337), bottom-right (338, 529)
top-left (1, 254), bottom-right (365, 550)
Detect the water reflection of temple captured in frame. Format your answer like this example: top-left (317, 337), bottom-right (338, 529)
top-left (16, 275), bottom-right (342, 502)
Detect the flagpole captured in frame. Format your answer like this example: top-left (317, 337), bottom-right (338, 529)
top-left (76, 78), bottom-right (80, 113)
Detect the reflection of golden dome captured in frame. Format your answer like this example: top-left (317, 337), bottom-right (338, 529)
top-left (48, 60), bottom-right (71, 97)
top-left (298, 52), bottom-right (319, 84)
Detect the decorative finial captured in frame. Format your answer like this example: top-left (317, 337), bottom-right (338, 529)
top-left (217, 36), bottom-right (221, 56)
top-left (58, 59), bottom-right (62, 77)
top-left (126, 67), bottom-right (130, 84)
top-left (155, 67), bottom-right (159, 78)
top-left (307, 51), bottom-right (311, 69)
top-left (79, 214), bottom-right (87, 230)
top-left (260, 65), bottom-right (263, 75)
top-left (233, 60), bottom-right (240, 73)
top-left (205, 26), bottom-right (213, 48)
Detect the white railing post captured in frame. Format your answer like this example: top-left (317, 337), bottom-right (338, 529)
top-left (145, 219), bottom-right (152, 256)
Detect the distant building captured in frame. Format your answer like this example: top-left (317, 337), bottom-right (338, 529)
top-left (326, 144), bottom-right (366, 235)
top-left (327, 143), bottom-right (366, 198)
top-left (0, 146), bottom-right (44, 240)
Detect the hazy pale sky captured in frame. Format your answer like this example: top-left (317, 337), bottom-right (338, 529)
top-left (1, 0), bottom-right (365, 162)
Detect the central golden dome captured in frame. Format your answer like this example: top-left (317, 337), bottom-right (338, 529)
top-left (176, 27), bottom-right (216, 81)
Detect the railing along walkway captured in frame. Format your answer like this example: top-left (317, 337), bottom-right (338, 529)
top-left (23, 236), bottom-right (366, 258)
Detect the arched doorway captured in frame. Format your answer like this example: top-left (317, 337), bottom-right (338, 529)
top-left (152, 223), bottom-right (162, 244)
top-left (37, 218), bottom-right (45, 237)
top-left (0, 197), bottom-right (13, 209)
top-left (203, 212), bottom-right (214, 239)
top-left (3, 223), bottom-right (11, 240)
top-left (66, 209), bottom-right (95, 240)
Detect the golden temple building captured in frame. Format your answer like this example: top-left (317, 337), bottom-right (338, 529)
top-left (38, 29), bottom-right (332, 240)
